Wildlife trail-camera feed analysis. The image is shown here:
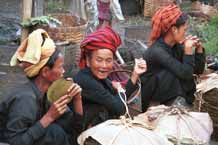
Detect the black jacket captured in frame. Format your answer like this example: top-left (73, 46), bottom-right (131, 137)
top-left (73, 68), bottom-right (138, 126)
top-left (141, 38), bottom-right (205, 111)
top-left (0, 72), bottom-right (83, 145)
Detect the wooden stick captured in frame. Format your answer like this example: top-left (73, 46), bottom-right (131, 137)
top-left (21, 0), bottom-right (33, 42)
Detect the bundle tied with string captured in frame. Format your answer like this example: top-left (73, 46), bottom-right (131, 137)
top-left (134, 105), bottom-right (213, 145)
top-left (194, 72), bottom-right (218, 141)
top-left (78, 86), bottom-right (173, 145)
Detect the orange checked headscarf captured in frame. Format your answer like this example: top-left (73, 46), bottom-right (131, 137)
top-left (79, 26), bottom-right (121, 69)
top-left (149, 4), bottom-right (182, 45)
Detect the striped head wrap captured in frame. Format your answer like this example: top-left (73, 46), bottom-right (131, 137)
top-left (79, 26), bottom-right (121, 69)
top-left (149, 4), bottom-right (182, 45)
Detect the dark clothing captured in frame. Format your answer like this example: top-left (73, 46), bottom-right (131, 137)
top-left (0, 72), bottom-right (83, 145)
top-left (72, 68), bottom-right (137, 127)
top-left (141, 38), bottom-right (205, 111)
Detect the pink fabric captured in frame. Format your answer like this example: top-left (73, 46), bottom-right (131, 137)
top-left (97, 0), bottom-right (112, 21)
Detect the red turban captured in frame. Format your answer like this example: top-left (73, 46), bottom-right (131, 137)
top-left (149, 4), bottom-right (182, 45)
top-left (79, 26), bottom-right (121, 69)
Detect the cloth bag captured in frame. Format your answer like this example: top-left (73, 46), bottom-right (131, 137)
top-left (134, 105), bottom-right (213, 145)
top-left (78, 118), bottom-right (173, 145)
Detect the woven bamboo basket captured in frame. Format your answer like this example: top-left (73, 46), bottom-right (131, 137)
top-left (38, 13), bottom-right (87, 43)
top-left (144, 0), bottom-right (175, 17)
top-left (194, 88), bottom-right (218, 141)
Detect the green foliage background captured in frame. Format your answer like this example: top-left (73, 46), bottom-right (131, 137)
top-left (189, 16), bottom-right (218, 55)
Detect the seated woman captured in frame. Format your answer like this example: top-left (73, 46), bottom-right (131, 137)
top-left (73, 26), bottom-right (147, 128)
top-left (141, 4), bottom-right (205, 111)
top-left (0, 29), bottom-right (83, 145)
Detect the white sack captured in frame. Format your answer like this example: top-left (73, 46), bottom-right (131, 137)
top-left (135, 105), bottom-right (213, 145)
top-left (78, 118), bottom-right (173, 145)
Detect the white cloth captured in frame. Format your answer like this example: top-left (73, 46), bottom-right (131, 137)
top-left (78, 118), bottom-right (173, 145)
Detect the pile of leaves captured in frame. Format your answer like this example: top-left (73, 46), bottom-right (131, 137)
top-left (21, 15), bottom-right (61, 28)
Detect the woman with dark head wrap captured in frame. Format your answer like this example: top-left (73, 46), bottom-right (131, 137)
top-left (73, 26), bottom-right (147, 128)
top-left (141, 4), bottom-right (206, 111)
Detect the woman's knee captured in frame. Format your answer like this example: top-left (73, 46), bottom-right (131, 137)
top-left (38, 124), bottom-right (70, 145)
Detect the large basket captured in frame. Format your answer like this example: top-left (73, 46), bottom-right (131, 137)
top-left (194, 89), bottom-right (218, 141)
top-left (38, 13), bottom-right (87, 43)
top-left (144, 0), bottom-right (175, 17)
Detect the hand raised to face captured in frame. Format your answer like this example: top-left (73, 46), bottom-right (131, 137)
top-left (183, 35), bottom-right (201, 55)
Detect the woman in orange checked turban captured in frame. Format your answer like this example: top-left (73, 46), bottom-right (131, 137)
top-left (141, 4), bottom-right (206, 111)
top-left (149, 4), bottom-right (182, 45)
top-left (72, 26), bottom-right (147, 128)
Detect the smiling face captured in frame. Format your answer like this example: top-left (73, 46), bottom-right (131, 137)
top-left (87, 49), bottom-right (114, 80)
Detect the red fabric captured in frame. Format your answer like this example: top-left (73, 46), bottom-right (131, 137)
top-left (149, 4), bottom-right (182, 45)
top-left (97, 0), bottom-right (112, 21)
top-left (79, 26), bottom-right (121, 69)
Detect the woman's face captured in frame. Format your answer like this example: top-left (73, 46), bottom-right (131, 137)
top-left (47, 54), bottom-right (65, 82)
top-left (88, 49), bottom-right (114, 80)
top-left (173, 22), bottom-right (188, 43)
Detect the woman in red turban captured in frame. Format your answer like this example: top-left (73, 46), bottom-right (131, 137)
top-left (72, 26), bottom-right (147, 128)
top-left (141, 4), bottom-right (206, 111)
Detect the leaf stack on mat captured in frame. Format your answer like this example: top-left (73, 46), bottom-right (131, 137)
top-left (194, 73), bottom-right (218, 141)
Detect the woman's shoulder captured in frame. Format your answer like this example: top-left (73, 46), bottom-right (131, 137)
top-left (74, 68), bottom-right (93, 81)
top-left (73, 68), bottom-right (102, 88)
top-left (1, 80), bottom-right (37, 108)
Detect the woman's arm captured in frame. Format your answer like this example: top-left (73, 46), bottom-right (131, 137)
top-left (194, 43), bottom-right (206, 74)
top-left (5, 96), bottom-right (46, 145)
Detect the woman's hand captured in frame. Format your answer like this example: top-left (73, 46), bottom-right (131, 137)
top-left (112, 81), bottom-right (122, 90)
top-left (133, 58), bottom-right (147, 75)
top-left (67, 83), bottom-right (83, 115)
top-left (66, 82), bottom-right (83, 115)
top-left (131, 58), bottom-right (147, 84)
top-left (40, 95), bottom-right (70, 128)
top-left (67, 83), bottom-right (82, 101)
top-left (183, 35), bottom-right (201, 55)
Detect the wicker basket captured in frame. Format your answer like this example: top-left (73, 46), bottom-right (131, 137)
top-left (144, 0), bottom-right (175, 17)
top-left (194, 88), bottom-right (218, 141)
top-left (38, 13), bottom-right (87, 43)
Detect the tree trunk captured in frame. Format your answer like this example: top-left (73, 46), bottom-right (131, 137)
top-left (21, 0), bottom-right (33, 41)
top-left (32, 0), bottom-right (44, 17)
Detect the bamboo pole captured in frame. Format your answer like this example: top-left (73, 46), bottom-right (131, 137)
top-left (21, 0), bottom-right (33, 41)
